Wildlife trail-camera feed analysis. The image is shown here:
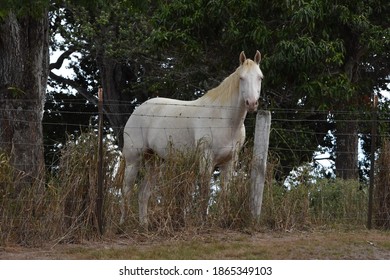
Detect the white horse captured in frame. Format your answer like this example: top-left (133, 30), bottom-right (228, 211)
top-left (120, 51), bottom-right (263, 227)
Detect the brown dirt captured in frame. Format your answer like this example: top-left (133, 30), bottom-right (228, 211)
top-left (1, 228), bottom-right (390, 260)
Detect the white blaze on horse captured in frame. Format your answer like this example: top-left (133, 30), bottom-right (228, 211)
top-left (120, 51), bottom-right (264, 227)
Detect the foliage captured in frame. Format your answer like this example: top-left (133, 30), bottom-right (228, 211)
top-left (138, 0), bottom-right (390, 179)
top-left (45, 0), bottom-right (390, 180)
top-left (261, 178), bottom-right (367, 230)
top-left (0, 0), bottom-right (50, 19)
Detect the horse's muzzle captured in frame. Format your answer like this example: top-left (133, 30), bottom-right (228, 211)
top-left (246, 99), bottom-right (259, 112)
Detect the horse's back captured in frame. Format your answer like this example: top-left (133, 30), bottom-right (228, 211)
top-left (123, 98), bottom-right (198, 159)
top-left (123, 97), bottom-right (245, 166)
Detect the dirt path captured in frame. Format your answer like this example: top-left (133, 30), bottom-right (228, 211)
top-left (1, 229), bottom-right (390, 259)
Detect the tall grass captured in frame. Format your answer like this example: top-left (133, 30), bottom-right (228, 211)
top-left (0, 131), bottom-right (120, 246)
top-left (261, 178), bottom-right (367, 230)
top-left (1, 131), bottom-right (371, 246)
top-left (131, 144), bottom-right (255, 233)
top-left (0, 152), bottom-right (53, 246)
top-left (50, 132), bottom-right (120, 242)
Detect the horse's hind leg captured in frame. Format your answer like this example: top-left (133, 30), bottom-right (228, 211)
top-left (138, 158), bottom-right (159, 229)
top-left (138, 176), bottom-right (152, 229)
top-left (120, 159), bottom-right (140, 225)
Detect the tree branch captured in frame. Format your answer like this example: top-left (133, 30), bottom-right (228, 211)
top-left (49, 71), bottom-right (98, 106)
top-left (49, 71), bottom-right (112, 116)
top-left (49, 46), bottom-right (77, 70)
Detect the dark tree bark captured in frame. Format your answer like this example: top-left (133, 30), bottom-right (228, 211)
top-left (0, 11), bottom-right (49, 189)
top-left (334, 40), bottom-right (366, 181)
top-left (96, 55), bottom-right (136, 149)
top-left (335, 119), bottom-right (359, 180)
top-left (49, 49), bottom-right (138, 150)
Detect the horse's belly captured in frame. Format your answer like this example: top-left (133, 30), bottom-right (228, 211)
top-left (214, 149), bottom-right (234, 167)
top-left (146, 118), bottom-right (196, 158)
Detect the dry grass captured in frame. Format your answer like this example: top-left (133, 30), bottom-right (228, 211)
top-left (120, 143), bottom-right (255, 233)
top-left (2, 228), bottom-right (390, 259)
top-left (0, 131), bottom-right (121, 246)
top-left (0, 130), bottom-right (377, 248)
top-left (0, 152), bottom-right (55, 246)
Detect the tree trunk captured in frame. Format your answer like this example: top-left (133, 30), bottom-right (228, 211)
top-left (375, 140), bottom-right (390, 229)
top-left (0, 11), bottom-right (49, 190)
top-left (335, 119), bottom-right (359, 180)
top-left (97, 55), bottom-right (134, 149)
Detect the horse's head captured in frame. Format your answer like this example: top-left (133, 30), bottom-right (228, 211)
top-left (238, 51), bottom-right (263, 112)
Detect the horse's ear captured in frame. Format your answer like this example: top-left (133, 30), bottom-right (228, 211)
top-left (239, 51), bottom-right (246, 65)
top-left (254, 50), bottom-right (261, 64)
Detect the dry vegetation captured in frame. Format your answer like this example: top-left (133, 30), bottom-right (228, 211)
top-left (1, 130), bottom-right (390, 259)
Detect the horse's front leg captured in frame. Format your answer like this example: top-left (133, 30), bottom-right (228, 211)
top-left (219, 159), bottom-right (235, 191)
top-left (219, 144), bottom-right (241, 191)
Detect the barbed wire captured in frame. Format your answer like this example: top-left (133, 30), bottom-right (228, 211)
top-left (3, 96), bottom-right (390, 111)
top-left (1, 100), bottom-right (389, 174)
top-left (0, 104), bottom-right (389, 120)
top-left (0, 111), bottom-right (389, 143)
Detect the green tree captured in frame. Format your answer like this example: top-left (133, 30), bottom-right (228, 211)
top-left (47, 0), bottom-right (390, 182)
top-left (275, 0), bottom-right (390, 179)
top-left (150, 0), bottom-right (390, 180)
top-left (48, 0), bottom-right (151, 149)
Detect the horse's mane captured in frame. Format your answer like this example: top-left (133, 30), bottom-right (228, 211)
top-left (197, 59), bottom-right (256, 106)
top-left (197, 66), bottom-right (241, 105)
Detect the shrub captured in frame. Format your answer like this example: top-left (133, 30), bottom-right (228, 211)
top-left (309, 179), bottom-right (367, 225)
top-left (260, 177), bottom-right (367, 230)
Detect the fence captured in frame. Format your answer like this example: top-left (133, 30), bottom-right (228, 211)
top-left (2, 97), bottom-right (390, 186)
top-left (1, 97), bottom-right (390, 244)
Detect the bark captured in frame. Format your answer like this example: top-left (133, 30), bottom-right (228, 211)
top-left (0, 11), bottom-right (49, 190)
top-left (96, 55), bottom-right (135, 149)
top-left (375, 140), bottom-right (390, 229)
top-left (49, 50), bottom-right (136, 150)
top-left (334, 41), bottom-right (366, 181)
top-left (335, 119), bottom-right (359, 180)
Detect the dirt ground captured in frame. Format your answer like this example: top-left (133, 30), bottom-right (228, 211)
top-left (1, 228), bottom-right (390, 260)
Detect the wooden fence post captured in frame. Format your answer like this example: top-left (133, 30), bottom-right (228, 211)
top-left (367, 93), bottom-right (378, 229)
top-left (97, 87), bottom-right (104, 235)
top-left (250, 110), bottom-right (271, 222)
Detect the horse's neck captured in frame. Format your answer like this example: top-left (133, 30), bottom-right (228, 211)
top-left (196, 72), bottom-right (247, 123)
top-left (196, 72), bottom-right (247, 128)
